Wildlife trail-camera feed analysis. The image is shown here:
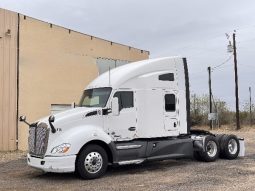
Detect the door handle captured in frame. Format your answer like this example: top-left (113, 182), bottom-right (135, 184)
top-left (128, 127), bottom-right (136, 131)
top-left (174, 122), bottom-right (177, 127)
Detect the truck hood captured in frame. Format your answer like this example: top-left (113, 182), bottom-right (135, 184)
top-left (40, 107), bottom-right (105, 156)
top-left (39, 107), bottom-right (102, 128)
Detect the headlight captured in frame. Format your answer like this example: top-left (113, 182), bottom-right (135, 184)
top-left (51, 143), bottom-right (71, 154)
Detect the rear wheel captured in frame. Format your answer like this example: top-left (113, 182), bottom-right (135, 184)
top-left (75, 144), bottom-right (108, 179)
top-left (216, 134), bottom-right (225, 147)
top-left (193, 151), bottom-right (203, 161)
top-left (220, 135), bottom-right (240, 160)
top-left (216, 134), bottom-right (226, 158)
top-left (197, 135), bottom-right (219, 162)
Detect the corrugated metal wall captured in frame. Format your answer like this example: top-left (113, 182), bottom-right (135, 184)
top-left (0, 8), bottom-right (18, 151)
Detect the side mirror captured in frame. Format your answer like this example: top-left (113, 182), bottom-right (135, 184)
top-left (49, 115), bottom-right (55, 123)
top-left (19, 115), bottom-right (31, 126)
top-left (111, 97), bottom-right (119, 116)
top-left (19, 115), bottom-right (26, 122)
top-left (48, 115), bottom-right (56, 133)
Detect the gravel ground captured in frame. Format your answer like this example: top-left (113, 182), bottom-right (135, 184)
top-left (0, 129), bottom-right (255, 191)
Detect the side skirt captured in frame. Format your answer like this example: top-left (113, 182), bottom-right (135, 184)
top-left (112, 137), bottom-right (194, 165)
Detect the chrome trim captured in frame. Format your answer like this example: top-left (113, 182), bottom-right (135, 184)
top-left (116, 144), bottom-right (142, 150)
top-left (118, 159), bottom-right (145, 165)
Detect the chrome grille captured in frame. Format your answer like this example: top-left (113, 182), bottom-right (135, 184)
top-left (28, 122), bottom-right (49, 157)
top-left (28, 126), bottom-right (36, 154)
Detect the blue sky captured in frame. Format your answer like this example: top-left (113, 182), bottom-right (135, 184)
top-left (1, 0), bottom-right (255, 110)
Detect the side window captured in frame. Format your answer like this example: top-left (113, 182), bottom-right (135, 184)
top-left (165, 94), bottom-right (176, 112)
top-left (159, 73), bottom-right (174, 81)
top-left (113, 91), bottom-right (134, 111)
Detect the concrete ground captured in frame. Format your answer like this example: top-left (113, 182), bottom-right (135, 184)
top-left (0, 129), bottom-right (255, 191)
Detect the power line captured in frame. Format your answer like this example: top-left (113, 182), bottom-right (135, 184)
top-left (212, 55), bottom-right (233, 71)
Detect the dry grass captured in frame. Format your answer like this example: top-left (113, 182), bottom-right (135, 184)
top-left (192, 124), bottom-right (255, 132)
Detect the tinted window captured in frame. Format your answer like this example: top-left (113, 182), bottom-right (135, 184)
top-left (165, 94), bottom-right (176, 112)
top-left (79, 88), bottom-right (112, 108)
top-left (159, 73), bottom-right (174, 81)
top-left (113, 91), bottom-right (134, 111)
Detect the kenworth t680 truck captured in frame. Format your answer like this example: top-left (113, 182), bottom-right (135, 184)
top-left (20, 57), bottom-right (243, 179)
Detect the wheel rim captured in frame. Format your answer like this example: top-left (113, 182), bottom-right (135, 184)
top-left (84, 152), bottom-right (103, 174)
top-left (206, 141), bottom-right (217, 157)
top-left (228, 139), bottom-right (238, 154)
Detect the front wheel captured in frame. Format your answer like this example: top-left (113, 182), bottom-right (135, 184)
top-left (75, 144), bottom-right (108, 179)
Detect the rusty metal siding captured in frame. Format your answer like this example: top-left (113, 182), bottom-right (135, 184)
top-left (0, 8), bottom-right (18, 151)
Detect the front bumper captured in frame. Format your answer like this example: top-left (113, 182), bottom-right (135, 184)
top-left (27, 154), bottom-right (76, 173)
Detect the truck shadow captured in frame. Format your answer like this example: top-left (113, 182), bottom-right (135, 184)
top-left (35, 159), bottom-right (193, 180)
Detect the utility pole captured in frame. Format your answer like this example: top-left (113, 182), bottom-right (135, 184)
top-left (208, 66), bottom-right (212, 130)
top-left (233, 32), bottom-right (240, 130)
top-left (249, 87), bottom-right (252, 126)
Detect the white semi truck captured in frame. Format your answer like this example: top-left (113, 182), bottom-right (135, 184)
top-left (20, 57), bottom-right (243, 179)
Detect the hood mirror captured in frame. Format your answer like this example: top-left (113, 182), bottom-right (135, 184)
top-left (49, 115), bottom-right (55, 123)
top-left (48, 115), bottom-right (56, 133)
top-left (19, 115), bottom-right (26, 122)
top-left (19, 115), bottom-right (31, 126)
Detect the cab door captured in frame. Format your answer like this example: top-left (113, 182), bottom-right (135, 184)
top-left (163, 91), bottom-right (179, 134)
top-left (107, 91), bottom-right (137, 141)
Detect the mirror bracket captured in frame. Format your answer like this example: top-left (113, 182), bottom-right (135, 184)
top-left (102, 108), bottom-right (112, 115)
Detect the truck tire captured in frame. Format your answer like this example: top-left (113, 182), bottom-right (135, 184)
top-left (193, 151), bottom-right (203, 161)
top-left (76, 144), bottom-right (108, 179)
top-left (216, 134), bottom-right (225, 145)
top-left (220, 134), bottom-right (240, 160)
top-left (216, 134), bottom-right (226, 158)
top-left (197, 135), bottom-right (219, 162)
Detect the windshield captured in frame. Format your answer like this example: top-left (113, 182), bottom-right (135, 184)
top-left (79, 87), bottom-right (112, 108)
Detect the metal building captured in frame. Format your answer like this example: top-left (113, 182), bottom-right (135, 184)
top-left (0, 8), bottom-right (149, 151)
